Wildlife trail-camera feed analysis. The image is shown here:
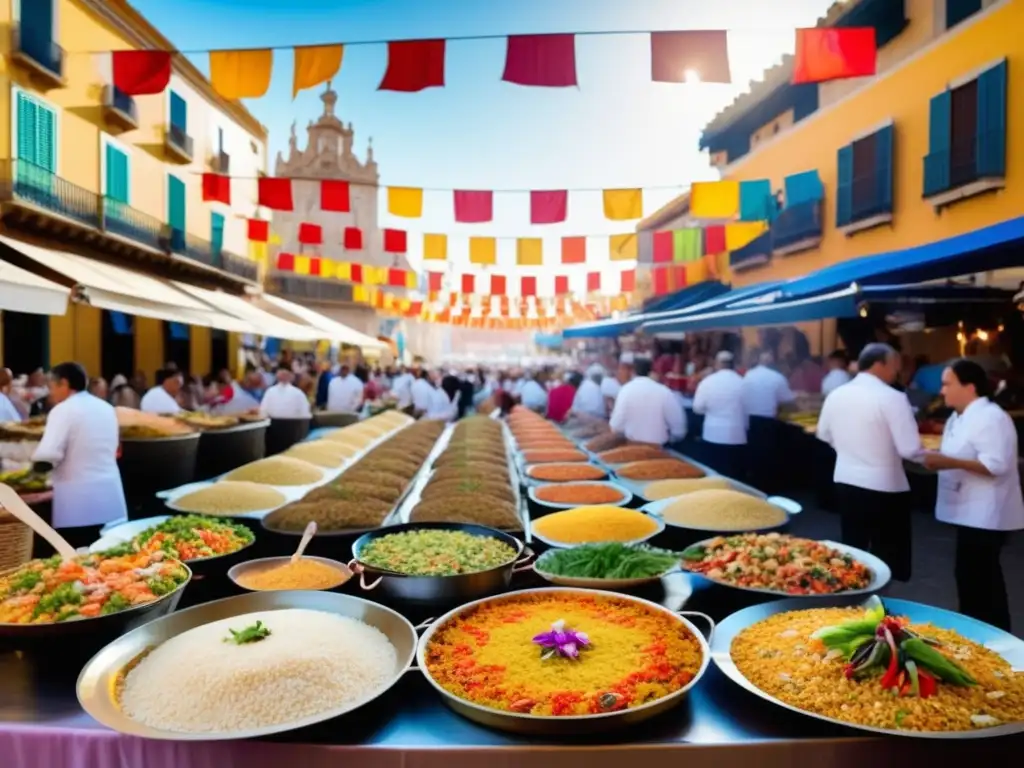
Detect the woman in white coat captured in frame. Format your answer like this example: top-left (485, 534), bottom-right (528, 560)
top-left (32, 362), bottom-right (127, 550)
top-left (923, 359), bottom-right (1024, 631)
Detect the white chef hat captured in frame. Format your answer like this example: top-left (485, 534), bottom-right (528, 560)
top-left (716, 350), bottom-right (735, 365)
top-left (586, 364), bottom-right (605, 378)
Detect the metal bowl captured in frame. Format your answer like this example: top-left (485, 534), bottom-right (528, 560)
top-left (350, 522), bottom-right (531, 605)
top-left (77, 590), bottom-right (418, 740)
top-left (680, 537), bottom-right (891, 597)
top-left (227, 555), bottom-right (354, 592)
top-left (527, 481), bottom-right (633, 510)
top-left (712, 596), bottom-right (1024, 739)
top-left (416, 587), bottom-right (713, 735)
top-left (532, 548), bottom-right (678, 590)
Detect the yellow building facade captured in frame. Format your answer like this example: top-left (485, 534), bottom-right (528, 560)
top-left (0, 0), bottom-right (267, 381)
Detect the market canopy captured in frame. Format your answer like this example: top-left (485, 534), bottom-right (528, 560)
top-left (771, 216), bottom-right (1024, 301)
top-left (0, 259), bottom-right (69, 316)
top-left (172, 283), bottom-right (320, 342)
top-left (258, 294), bottom-right (388, 353)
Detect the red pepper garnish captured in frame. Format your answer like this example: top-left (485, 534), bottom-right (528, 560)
top-left (918, 670), bottom-right (937, 699)
top-left (879, 628), bottom-right (901, 689)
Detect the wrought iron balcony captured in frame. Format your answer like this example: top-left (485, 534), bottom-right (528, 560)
top-left (10, 23), bottom-right (65, 87)
top-left (102, 197), bottom-right (165, 251)
top-left (771, 200), bottom-right (822, 255)
top-left (923, 131), bottom-right (1006, 200)
top-left (271, 274), bottom-right (355, 303)
top-left (165, 125), bottom-right (194, 163)
top-left (212, 151), bottom-right (230, 174)
top-left (0, 160), bottom-right (100, 229)
top-left (186, 232), bottom-right (215, 267)
top-left (101, 85), bottom-right (139, 130)
top-left (223, 251), bottom-right (259, 282)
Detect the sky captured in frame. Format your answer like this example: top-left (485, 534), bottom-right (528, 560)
top-left (129, 0), bottom-right (838, 293)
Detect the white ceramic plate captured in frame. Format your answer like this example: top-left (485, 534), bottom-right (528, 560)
top-left (642, 495), bottom-right (800, 534)
top-left (527, 481), bottom-right (633, 510)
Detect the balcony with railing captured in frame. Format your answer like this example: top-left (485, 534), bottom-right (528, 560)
top-left (10, 23), bottom-right (65, 87)
top-left (102, 197), bottom-right (165, 251)
top-left (0, 160), bottom-right (101, 230)
top-left (923, 131), bottom-right (1006, 206)
top-left (211, 151), bottom-right (231, 175)
top-left (223, 251), bottom-right (259, 282)
top-left (771, 200), bottom-right (822, 256)
top-left (729, 231), bottom-right (772, 272)
top-left (165, 124), bottom-right (194, 163)
top-left (101, 85), bottom-right (139, 130)
top-left (271, 275), bottom-right (355, 303)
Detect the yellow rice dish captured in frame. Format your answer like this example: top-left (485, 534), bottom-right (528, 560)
top-left (532, 506), bottom-right (659, 545)
top-left (659, 489), bottom-right (787, 531)
top-left (643, 477), bottom-right (732, 501)
top-left (235, 558), bottom-right (351, 591)
top-left (424, 592), bottom-right (704, 716)
top-left (283, 440), bottom-right (355, 468)
top-left (172, 481), bottom-right (287, 515)
top-left (223, 456), bottom-right (324, 486)
top-left (731, 606), bottom-right (1024, 732)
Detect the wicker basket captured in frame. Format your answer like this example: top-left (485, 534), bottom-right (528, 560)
top-left (0, 509), bottom-right (33, 572)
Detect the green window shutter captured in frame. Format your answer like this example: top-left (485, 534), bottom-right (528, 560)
top-left (975, 59), bottom-right (1007, 178)
top-left (16, 93), bottom-right (38, 166)
top-left (168, 174), bottom-right (186, 231)
top-left (36, 105), bottom-right (55, 173)
top-left (211, 212), bottom-right (225, 265)
top-left (923, 91), bottom-right (951, 196)
top-left (875, 124), bottom-right (894, 212)
top-left (835, 144), bottom-right (853, 227)
top-left (105, 144), bottom-right (129, 204)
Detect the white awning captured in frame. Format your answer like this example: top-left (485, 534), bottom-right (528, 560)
top-left (0, 259), bottom-right (69, 316)
top-left (172, 282), bottom-right (321, 341)
top-left (258, 294), bottom-right (388, 352)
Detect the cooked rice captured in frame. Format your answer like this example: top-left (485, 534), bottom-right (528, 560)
top-left (732, 608), bottom-right (1024, 732)
top-left (172, 481), bottom-right (286, 515)
top-left (643, 477), bottom-right (732, 500)
top-left (120, 608), bottom-right (397, 733)
top-left (224, 456), bottom-right (325, 486)
top-left (283, 440), bottom-right (354, 467)
top-left (659, 489), bottom-right (786, 530)
top-left (265, 497), bottom-right (393, 531)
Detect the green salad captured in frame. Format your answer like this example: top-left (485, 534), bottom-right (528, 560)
top-left (537, 543), bottom-right (681, 579)
top-left (359, 529), bottom-right (518, 576)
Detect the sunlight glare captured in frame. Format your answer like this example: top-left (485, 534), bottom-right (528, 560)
top-left (684, 69), bottom-right (701, 84)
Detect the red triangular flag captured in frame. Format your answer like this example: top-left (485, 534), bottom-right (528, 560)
top-left (378, 40), bottom-right (446, 92)
top-left (276, 253), bottom-right (295, 271)
top-left (560, 236), bottom-right (586, 264)
top-left (309, 257), bottom-right (322, 276)
top-left (554, 275), bottom-right (570, 295)
top-left (298, 222), bottom-right (322, 245)
top-left (247, 219), bottom-right (269, 242)
top-left (521, 276), bottom-right (537, 297)
top-left (428, 271), bottom-right (443, 292)
top-left (350, 263), bottom-right (363, 283)
top-left (490, 274), bottom-right (507, 296)
top-left (502, 35), bottom-right (577, 87)
top-left (620, 269), bottom-right (636, 293)
top-left (343, 226), bottom-right (363, 250)
top-left (112, 50), bottom-right (172, 95)
top-left (587, 271), bottom-right (601, 292)
top-left (388, 268), bottom-right (406, 288)
top-left (453, 190), bottom-right (493, 223)
top-left (652, 230), bottom-right (673, 263)
top-left (258, 177), bottom-right (293, 211)
top-left (321, 180), bottom-right (350, 212)
top-left (703, 225), bottom-right (726, 255)
top-left (650, 31), bottom-right (731, 84)
top-left (461, 274), bottom-right (475, 295)
top-left (383, 229), bottom-right (407, 253)
top-left (530, 190), bottom-right (568, 224)
top-left (407, 301), bottom-right (423, 317)
top-left (672, 265), bottom-right (688, 290)
top-left (653, 267), bottom-right (670, 296)
top-left (201, 173), bottom-right (230, 205)
top-left (793, 28), bottom-right (876, 84)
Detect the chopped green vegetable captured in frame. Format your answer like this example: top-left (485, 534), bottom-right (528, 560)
top-left (225, 620), bottom-right (272, 645)
top-left (539, 543), bottom-right (681, 579)
top-left (101, 593), bottom-right (131, 615)
top-left (901, 638), bottom-right (976, 686)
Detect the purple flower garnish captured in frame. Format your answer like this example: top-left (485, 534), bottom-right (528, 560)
top-left (533, 619), bottom-right (590, 660)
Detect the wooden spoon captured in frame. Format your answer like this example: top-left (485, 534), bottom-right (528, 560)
top-left (290, 521), bottom-right (317, 564)
top-left (0, 483), bottom-right (78, 560)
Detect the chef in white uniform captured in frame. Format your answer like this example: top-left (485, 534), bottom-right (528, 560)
top-left (572, 365), bottom-right (607, 419)
top-left (609, 356), bottom-right (685, 446)
top-left (259, 367), bottom-right (311, 420)
top-left (32, 362), bottom-right (127, 550)
top-left (391, 367), bottom-right (415, 413)
top-left (923, 359), bottom-right (1024, 631)
top-left (139, 369), bottom-right (183, 414)
top-left (821, 350), bottom-right (852, 396)
top-left (410, 370), bottom-right (436, 418)
top-left (741, 351), bottom-right (796, 418)
top-left (692, 350), bottom-right (747, 478)
top-left (326, 366), bottom-right (364, 413)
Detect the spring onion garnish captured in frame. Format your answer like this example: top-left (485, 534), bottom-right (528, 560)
top-left (225, 620), bottom-right (271, 645)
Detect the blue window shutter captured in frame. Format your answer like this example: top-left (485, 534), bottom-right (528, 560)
top-left (946, 0), bottom-right (982, 29)
top-left (976, 59), bottom-right (1007, 178)
top-left (168, 174), bottom-right (186, 232)
top-left (15, 93), bottom-right (38, 166)
top-left (170, 91), bottom-right (187, 130)
top-left (836, 144), bottom-right (853, 227)
top-left (105, 144), bottom-right (129, 203)
top-left (19, 0), bottom-right (53, 52)
top-left (924, 91), bottom-right (951, 196)
top-left (211, 212), bottom-right (225, 265)
top-left (36, 104), bottom-right (55, 173)
top-left (875, 124), bottom-right (894, 213)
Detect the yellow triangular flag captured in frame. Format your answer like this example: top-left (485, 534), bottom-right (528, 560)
top-left (469, 237), bottom-right (497, 265)
top-left (292, 44), bottom-right (343, 98)
top-left (725, 221), bottom-right (768, 250)
top-left (423, 233), bottom-right (448, 261)
top-left (516, 238), bottom-right (543, 266)
top-left (321, 258), bottom-right (336, 279)
top-left (336, 261), bottom-right (351, 281)
top-left (690, 181), bottom-right (740, 219)
top-left (209, 50), bottom-right (274, 99)
top-left (603, 188), bottom-right (643, 220)
top-left (405, 271), bottom-right (418, 289)
top-left (387, 187), bottom-right (423, 218)
top-left (293, 255), bottom-right (311, 275)
top-left (609, 234), bottom-right (638, 261)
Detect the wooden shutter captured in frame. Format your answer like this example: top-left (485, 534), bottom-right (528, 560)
top-left (923, 91), bottom-right (951, 196)
top-left (835, 144), bottom-right (853, 227)
top-left (16, 93), bottom-right (38, 165)
top-left (105, 143), bottom-right (129, 203)
top-left (36, 105), bottom-right (56, 172)
top-left (975, 59), bottom-right (1007, 178)
top-left (168, 174), bottom-right (186, 233)
top-left (211, 212), bottom-right (225, 264)
top-left (170, 91), bottom-right (187, 130)
top-left (875, 123), bottom-right (894, 213)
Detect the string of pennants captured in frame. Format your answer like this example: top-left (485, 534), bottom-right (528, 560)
top-left (109, 27), bottom-right (878, 99)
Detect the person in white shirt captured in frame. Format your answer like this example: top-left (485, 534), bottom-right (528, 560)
top-left (609, 357), bottom-right (686, 446)
top-left (410, 370), bottom-right (436, 418)
top-left (32, 362), bottom-right (127, 549)
top-left (139, 369), bottom-right (183, 414)
top-left (922, 359), bottom-right (1023, 630)
top-left (821, 349), bottom-right (853, 397)
top-left (602, 356), bottom-right (629, 413)
top-left (741, 351), bottom-right (796, 418)
top-left (425, 375), bottom-right (461, 422)
top-left (816, 343), bottom-right (921, 581)
top-left (572, 365), bottom-right (607, 419)
top-left (519, 372), bottom-right (548, 413)
top-left (259, 367), bottom-right (312, 420)
top-left (692, 350), bottom-right (747, 479)
top-left (326, 366), bottom-right (364, 414)
top-left (391, 367), bottom-right (415, 412)
top-left (0, 368), bottom-right (24, 423)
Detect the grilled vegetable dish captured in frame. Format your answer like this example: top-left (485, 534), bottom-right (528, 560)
top-left (103, 516), bottom-right (254, 562)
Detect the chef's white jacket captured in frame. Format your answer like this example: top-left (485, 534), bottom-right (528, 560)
top-left (816, 372), bottom-right (921, 493)
top-left (139, 386), bottom-right (182, 414)
top-left (326, 374), bottom-right (364, 413)
top-left (693, 369), bottom-right (747, 445)
top-left (411, 378), bottom-right (435, 414)
top-left (600, 376), bottom-right (622, 403)
top-left (391, 373), bottom-right (414, 409)
top-left (217, 383), bottom-right (260, 415)
top-left (935, 397), bottom-right (1024, 531)
top-left (609, 375), bottom-right (686, 446)
top-left (425, 388), bottom-right (459, 421)
top-left (0, 392), bottom-right (23, 422)
top-left (741, 365), bottom-right (796, 418)
top-left (32, 392), bottom-right (127, 528)
top-left (821, 368), bottom-right (852, 397)
top-left (572, 379), bottom-right (606, 419)
top-left (259, 383), bottom-right (311, 420)
top-left (520, 380), bottom-right (548, 411)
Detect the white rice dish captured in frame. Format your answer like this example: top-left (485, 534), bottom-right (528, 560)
top-left (119, 608), bottom-right (398, 733)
